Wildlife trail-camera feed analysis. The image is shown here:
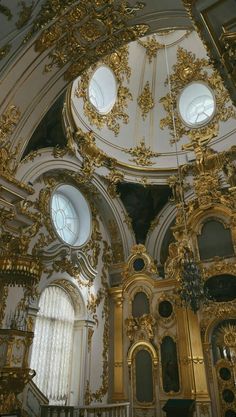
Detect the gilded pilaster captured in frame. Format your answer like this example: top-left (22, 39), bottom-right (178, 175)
top-left (110, 287), bottom-right (126, 401)
top-left (177, 308), bottom-right (210, 401)
top-left (177, 307), bottom-right (211, 415)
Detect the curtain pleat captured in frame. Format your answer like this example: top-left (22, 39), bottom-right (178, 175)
top-left (30, 286), bottom-right (74, 405)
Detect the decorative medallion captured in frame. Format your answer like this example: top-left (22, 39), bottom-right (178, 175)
top-left (75, 46), bottom-right (132, 135)
top-left (160, 47), bottom-right (236, 143)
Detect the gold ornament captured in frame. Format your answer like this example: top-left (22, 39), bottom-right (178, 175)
top-left (160, 47), bottom-right (236, 143)
top-left (75, 46), bottom-right (132, 136)
top-left (138, 36), bottom-right (164, 63)
top-left (137, 81), bottom-right (154, 119)
top-left (125, 139), bottom-right (159, 166)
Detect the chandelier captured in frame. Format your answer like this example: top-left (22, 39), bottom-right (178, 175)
top-left (178, 246), bottom-right (207, 313)
top-left (164, 44), bottom-right (207, 313)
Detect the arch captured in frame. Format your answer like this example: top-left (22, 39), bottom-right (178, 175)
top-left (132, 291), bottom-right (150, 317)
top-left (17, 154), bottom-right (135, 261)
top-left (30, 284), bottom-right (75, 405)
top-left (197, 218), bottom-right (234, 260)
top-left (127, 340), bottom-right (158, 367)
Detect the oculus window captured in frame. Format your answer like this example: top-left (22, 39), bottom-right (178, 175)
top-left (88, 65), bottom-right (117, 114)
top-left (51, 185), bottom-right (91, 246)
top-left (178, 82), bottom-right (215, 127)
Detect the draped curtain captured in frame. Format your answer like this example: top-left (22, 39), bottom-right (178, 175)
top-left (30, 285), bottom-right (75, 405)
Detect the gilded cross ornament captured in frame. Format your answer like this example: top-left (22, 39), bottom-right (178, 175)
top-left (137, 81), bottom-right (154, 119)
top-left (125, 139), bottom-right (159, 166)
top-left (160, 47), bottom-right (236, 143)
top-left (138, 36), bottom-right (164, 63)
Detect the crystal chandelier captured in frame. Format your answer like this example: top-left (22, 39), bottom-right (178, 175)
top-left (178, 246), bottom-right (206, 313)
top-left (164, 44), bottom-right (207, 313)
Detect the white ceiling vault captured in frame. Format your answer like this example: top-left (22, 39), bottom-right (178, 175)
top-left (0, 0), bottom-right (191, 160)
top-left (68, 29), bottom-right (236, 182)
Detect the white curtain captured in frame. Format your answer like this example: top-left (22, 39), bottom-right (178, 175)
top-left (30, 285), bottom-right (75, 405)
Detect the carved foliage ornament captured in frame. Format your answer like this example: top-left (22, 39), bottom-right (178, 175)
top-left (75, 46), bottom-right (132, 135)
top-left (160, 47), bottom-right (236, 143)
top-left (138, 36), bottom-right (164, 63)
top-left (125, 138), bottom-right (159, 166)
top-left (137, 81), bottom-right (154, 119)
top-left (31, 0), bottom-right (148, 80)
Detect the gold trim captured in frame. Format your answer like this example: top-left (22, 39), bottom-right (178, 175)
top-left (160, 47), bottom-right (236, 143)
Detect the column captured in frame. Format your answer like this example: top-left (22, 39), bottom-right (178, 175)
top-left (110, 288), bottom-right (126, 401)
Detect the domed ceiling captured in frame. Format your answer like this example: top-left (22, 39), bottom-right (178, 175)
top-left (68, 29), bottom-right (236, 184)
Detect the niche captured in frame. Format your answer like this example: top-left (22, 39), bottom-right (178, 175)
top-left (161, 336), bottom-right (180, 393)
top-left (197, 219), bottom-right (234, 260)
top-left (135, 349), bottom-right (154, 403)
top-left (132, 291), bottom-right (150, 318)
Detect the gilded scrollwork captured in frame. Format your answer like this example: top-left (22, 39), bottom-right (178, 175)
top-left (106, 169), bottom-right (124, 199)
top-left (0, 105), bottom-right (21, 145)
top-left (85, 240), bottom-right (112, 404)
top-left (160, 47), bottom-right (236, 143)
top-left (203, 260), bottom-right (236, 281)
top-left (75, 128), bottom-right (116, 179)
top-left (138, 36), bottom-right (164, 63)
top-left (107, 219), bottom-right (124, 263)
top-left (125, 139), bottom-right (159, 166)
top-left (30, 0), bottom-right (148, 80)
top-left (137, 81), bottom-right (154, 119)
top-left (125, 314), bottom-right (156, 342)
top-left (75, 46), bottom-right (133, 136)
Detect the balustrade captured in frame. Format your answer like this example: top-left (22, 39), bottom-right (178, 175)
top-left (41, 403), bottom-right (130, 417)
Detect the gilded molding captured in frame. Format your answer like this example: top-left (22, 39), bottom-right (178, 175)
top-left (138, 36), bottom-right (164, 63)
top-left (31, 0), bottom-right (148, 80)
top-left (123, 244), bottom-right (157, 281)
top-left (107, 219), bottom-right (124, 263)
top-left (75, 128), bottom-right (116, 179)
top-left (160, 47), bottom-right (236, 143)
top-left (125, 314), bottom-right (156, 342)
top-left (0, 105), bottom-right (21, 145)
top-left (0, 44), bottom-right (11, 60)
top-left (137, 81), bottom-right (154, 119)
top-left (125, 139), bottom-right (159, 166)
top-left (85, 240), bottom-right (112, 404)
top-left (203, 260), bottom-right (236, 281)
top-left (106, 169), bottom-right (124, 199)
top-left (75, 46), bottom-right (132, 136)
top-left (201, 301), bottom-right (236, 343)
top-left (0, 286), bottom-right (8, 327)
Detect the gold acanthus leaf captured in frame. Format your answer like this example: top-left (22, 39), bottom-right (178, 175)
top-left (0, 105), bottom-right (21, 144)
top-left (125, 139), bottom-right (159, 166)
top-left (138, 36), bottom-right (164, 63)
top-left (75, 45), bottom-right (133, 136)
top-left (137, 81), bottom-right (154, 119)
top-left (29, 0), bottom-right (148, 80)
top-left (160, 47), bottom-right (236, 143)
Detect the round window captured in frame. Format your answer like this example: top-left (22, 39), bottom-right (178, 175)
top-left (178, 82), bottom-right (215, 127)
top-left (88, 65), bottom-right (117, 114)
top-left (51, 185), bottom-right (91, 246)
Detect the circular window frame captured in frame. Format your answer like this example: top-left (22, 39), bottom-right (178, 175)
top-left (87, 64), bottom-right (118, 115)
top-left (177, 81), bottom-right (216, 128)
top-left (50, 184), bottom-right (92, 247)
